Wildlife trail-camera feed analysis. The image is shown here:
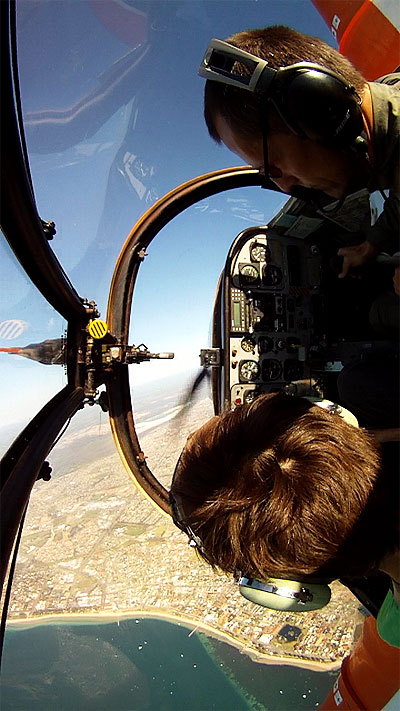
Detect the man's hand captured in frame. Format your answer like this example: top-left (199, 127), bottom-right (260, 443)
top-left (337, 240), bottom-right (378, 278)
top-left (393, 266), bottom-right (400, 296)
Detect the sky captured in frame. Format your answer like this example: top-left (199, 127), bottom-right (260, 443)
top-left (0, 0), bottom-right (336, 439)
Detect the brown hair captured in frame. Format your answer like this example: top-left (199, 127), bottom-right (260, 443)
top-left (171, 393), bottom-right (397, 580)
top-left (204, 25), bottom-right (366, 142)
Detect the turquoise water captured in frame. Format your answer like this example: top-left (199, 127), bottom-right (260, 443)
top-left (0, 619), bottom-right (336, 710)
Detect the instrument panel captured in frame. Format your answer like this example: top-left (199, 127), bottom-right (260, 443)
top-left (225, 228), bottom-right (322, 408)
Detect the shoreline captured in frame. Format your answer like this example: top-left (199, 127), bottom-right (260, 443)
top-left (6, 609), bottom-right (340, 673)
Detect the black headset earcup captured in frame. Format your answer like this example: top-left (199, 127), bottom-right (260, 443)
top-left (272, 67), bottom-right (364, 148)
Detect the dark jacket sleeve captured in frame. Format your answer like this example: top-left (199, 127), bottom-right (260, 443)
top-left (366, 186), bottom-right (400, 255)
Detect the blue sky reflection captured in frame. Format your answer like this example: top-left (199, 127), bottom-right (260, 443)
top-left (1, 0), bottom-right (334, 433)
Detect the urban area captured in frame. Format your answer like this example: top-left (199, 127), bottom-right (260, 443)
top-left (6, 396), bottom-right (365, 668)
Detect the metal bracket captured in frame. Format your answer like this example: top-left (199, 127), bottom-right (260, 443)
top-left (40, 219), bottom-right (56, 240)
top-left (102, 343), bottom-right (174, 366)
top-left (77, 307), bottom-right (174, 403)
top-left (200, 348), bottom-right (221, 368)
top-left (36, 461), bottom-right (52, 482)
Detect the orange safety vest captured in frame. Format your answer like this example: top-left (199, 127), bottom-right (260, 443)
top-left (321, 616), bottom-right (400, 710)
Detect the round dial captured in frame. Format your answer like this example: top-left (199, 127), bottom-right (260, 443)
top-left (241, 336), bottom-right (256, 353)
top-left (258, 337), bottom-right (274, 354)
top-left (244, 389), bottom-right (258, 404)
top-left (239, 360), bottom-right (260, 382)
top-left (263, 264), bottom-right (283, 286)
top-left (239, 264), bottom-right (259, 283)
top-left (262, 358), bottom-right (282, 381)
top-left (250, 242), bottom-right (271, 263)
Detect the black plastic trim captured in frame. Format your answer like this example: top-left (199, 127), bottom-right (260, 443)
top-left (0, 385), bottom-right (85, 596)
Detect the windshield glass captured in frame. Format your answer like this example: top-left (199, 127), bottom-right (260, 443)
top-left (2, 2), bottom-right (372, 709)
top-left (0, 233), bottom-right (67, 455)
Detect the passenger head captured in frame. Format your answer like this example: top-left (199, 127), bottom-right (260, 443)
top-left (171, 393), bottom-right (397, 581)
top-left (204, 25), bottom-right (366, 144)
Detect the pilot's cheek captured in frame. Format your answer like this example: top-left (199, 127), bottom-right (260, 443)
top-left (271, 175), bottom-right (297, 193)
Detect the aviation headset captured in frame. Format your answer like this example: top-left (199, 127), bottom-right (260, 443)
top-left (199, 38), bottom-right (368, 184)
top-left (170, 397), bottom-right (359, 613)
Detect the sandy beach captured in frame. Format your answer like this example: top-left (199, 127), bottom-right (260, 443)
top-left (6, 608), bottom-right (341, 673)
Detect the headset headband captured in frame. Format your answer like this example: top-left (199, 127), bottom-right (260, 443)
top-left (170, 488), bottom-right (205, 553)
top-left (198, 37), bottom-right (364, 154)
top-left (199, 38), bottom-right (276, 93)
top-left (304, 397), bottom-right (359, 427)
top-left (238, 576), bottom-right (313, 602)
top-left (199, 38), bottom-right (344, 96)
top-left (237, 575), bottom-right (332, 611)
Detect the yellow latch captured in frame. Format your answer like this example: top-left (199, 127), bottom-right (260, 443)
top-left (88, 319), bottom-right (108, 339)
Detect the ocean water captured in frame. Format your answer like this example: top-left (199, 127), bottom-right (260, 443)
top-left (0, 618), bottom-right (336, 710)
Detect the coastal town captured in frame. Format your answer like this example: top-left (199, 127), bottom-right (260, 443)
top-left (5, 396), bottom-right (365, 668)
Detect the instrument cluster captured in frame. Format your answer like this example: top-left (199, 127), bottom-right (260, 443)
top-left (226, 228), bottom-right (322, 408)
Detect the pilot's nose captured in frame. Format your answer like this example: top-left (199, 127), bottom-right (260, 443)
top-left (271, 174), bottom-right (297, 193)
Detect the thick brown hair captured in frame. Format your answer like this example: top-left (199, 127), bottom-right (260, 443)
top-left (171, 393), bottom-right (398, 580)
top-left (204, 25), bottom-right (366, 142)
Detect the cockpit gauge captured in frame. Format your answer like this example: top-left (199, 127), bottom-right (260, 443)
top-left (263, 264), bottom-right (283, 286)
top-left (239, 359), bottom-right (260, 382)
top-left (250, 241), bottom-right (271, 263)
top-left (258, 336), bottom-right (274, 354)
top-left (262, 359), bottom-right (282, 381)
top-left (241, 336), bottom-right (256, 353)
top-left (243, 388), bottom-right (258, 404)
top-left (239, 263), bottom-right (259, 285)
top-left (284, 359), bottom-right (304, 381)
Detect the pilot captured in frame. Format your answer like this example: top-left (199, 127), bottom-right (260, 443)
top-left (170, 393), bottom-right (399, 648)
top-left (199, 26), bottom-right (399, 278)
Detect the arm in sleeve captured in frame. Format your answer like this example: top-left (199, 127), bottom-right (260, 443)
top-left (366, 187), bottom-right (400, 255)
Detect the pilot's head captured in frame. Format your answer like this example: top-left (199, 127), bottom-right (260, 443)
top-left (170, 393), bottom-right (397, 582)
top-left (202, 26), bottom-right (369, 199)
